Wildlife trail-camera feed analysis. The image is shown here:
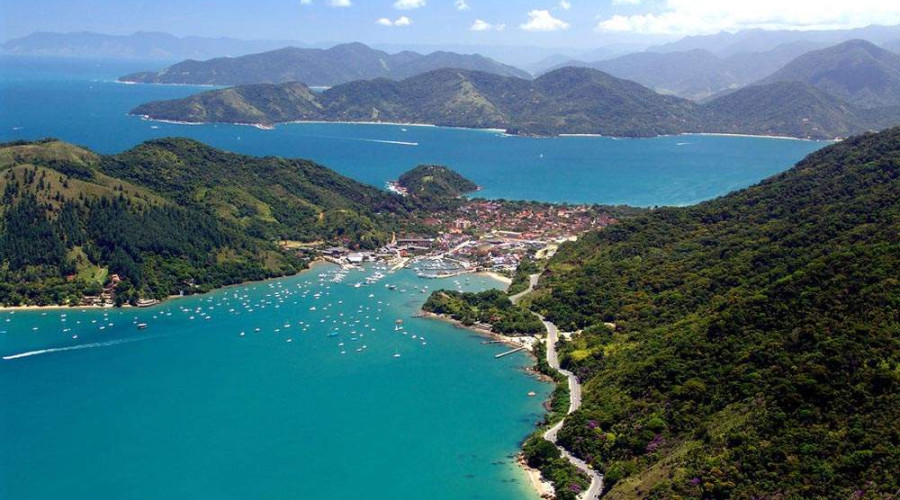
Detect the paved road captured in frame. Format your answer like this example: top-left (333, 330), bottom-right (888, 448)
top-left (509, 273), bottom-right (539, 304)
top-left (510, 274), bottom-right (604, 499)
top-left (541, 317), bottom-right (603, 499)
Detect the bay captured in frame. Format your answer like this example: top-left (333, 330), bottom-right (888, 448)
top-left (0, 266), bottom-right (550, 499)
top-left (0, 56), bottom-right (832, 499)
top-left (0, 56), bottom-right (828, 207)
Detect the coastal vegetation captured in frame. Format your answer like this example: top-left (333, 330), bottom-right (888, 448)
top-left (527, 128), bottom-right (900, 497)
top-left (522, 432), bottom-right (591, 500)
top-left (396, 164), bottom-right (479, 201)
top-left (422, 288), bottom-right (545, 335)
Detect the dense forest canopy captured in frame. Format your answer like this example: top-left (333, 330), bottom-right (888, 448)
top-left (527, 128), bottom-right (900, 497)
top-left (0, 138), bottom-right (457, 306)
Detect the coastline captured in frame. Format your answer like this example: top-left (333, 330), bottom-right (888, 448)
top-left (0, 259), bottom-right (333, 313)
top-left (518, 454), bottom-right (555, 499)
top-left (417, 310), bottom-right (529, 351)
top-left (129, 112), bottom-right (838, 142)
top-left (131, 113), bottom-right (508, 134)
top-left (476, 270), bottom-right (513, 286)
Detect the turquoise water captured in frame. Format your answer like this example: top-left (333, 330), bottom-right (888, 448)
top-left (0, 266), bottom-right (550, 499)
top-left (0, 56), bottom-right (828, 206)
top-left (0, 57), bottom-right (832, 499)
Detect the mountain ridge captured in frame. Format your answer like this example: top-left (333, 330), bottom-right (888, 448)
top-left (118, 42), bottom-right (530, 86)
top-left (131, 66), bottom-right (897, 140)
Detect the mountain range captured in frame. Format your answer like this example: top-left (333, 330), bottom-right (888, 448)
top-left (760, 39), bottom-right (900, 108)
top-left (130, 66), bottom-right (895, 140)
top-left (648, 23), bottom-right (900, 56)
top-left (0, 31), bottom-right (305, 60)
top-left (548, 42), bottom-right (825, 101)
top-left (118, 42), bottom-right (529, 86)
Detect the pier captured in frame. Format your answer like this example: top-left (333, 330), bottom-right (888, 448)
top-left (494, 346), bottom-right (525, 358)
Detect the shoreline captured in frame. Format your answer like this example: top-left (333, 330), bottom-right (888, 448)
top-left (130, 114), bottom-right (507, 134)
top-left (128, 113), bottom-right (838, 142)
top-left (476, 271), bottom-right (513, 286)
top-left (518, 453), bottom-right (555, 499)
top-left (417, 310), bottom-right (530, 351)
top-left (0, 259), bottom-right (333, 313)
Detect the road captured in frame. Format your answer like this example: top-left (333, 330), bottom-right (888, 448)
top-left (510, 274), bottom-right (604, 499)
top-left (509, 273), bottom-right (539, 304)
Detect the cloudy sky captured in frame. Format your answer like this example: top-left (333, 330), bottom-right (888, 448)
top-left (4, 0), bottom-right (900, 47)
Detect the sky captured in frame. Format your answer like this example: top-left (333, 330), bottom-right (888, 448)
top-left (4, 0), bottom-right (900, 47)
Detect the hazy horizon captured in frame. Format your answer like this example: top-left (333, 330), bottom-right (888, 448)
top-left (5, 0), bottom-right (900, 50)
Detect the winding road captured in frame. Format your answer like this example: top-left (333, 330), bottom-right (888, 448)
top-left (511, 274), bottom-right (604, 499)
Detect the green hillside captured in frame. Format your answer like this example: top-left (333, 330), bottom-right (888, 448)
top-left (0, 138), bottom-right (434, 307)
top-left (529, 128), bottom-right (900, 497)
top-left (396, 164), bottom-right (479, 201)
top-left (701, 81), bottom-right (868, 139)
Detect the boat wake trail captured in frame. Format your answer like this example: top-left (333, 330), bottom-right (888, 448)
top-left (3, 335), bottom-right (160, 360)
top-left (356, 138), bottom-right (419, 146)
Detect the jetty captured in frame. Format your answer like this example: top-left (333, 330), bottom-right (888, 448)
top-left (494, 346), bottom-right (525, 358)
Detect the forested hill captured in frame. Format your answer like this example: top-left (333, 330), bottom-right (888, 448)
top-left (0, 138), bottom-right (436, 307)
top-left (118, 42), bottom-right (529, 86)
top-left (131, 66), bottom-right (899, 139)
top-left (530, 128), bottom-right (900, 497)
top-left (396, 164), bottom-right (479, 201)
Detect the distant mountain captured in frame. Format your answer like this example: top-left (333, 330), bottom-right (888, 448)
top-left (132, 67), bottom-right (702, 137)
top-left (118, 43), bottom-right (530, 86)
top-left (885, 40), bottom-right (900, 53)
top-left (588, 49), bottom-right (732, 100)
top-left (549, 42), bottom-right (824, 101)
top-left (0, 31), bottom-right (303, 60)
top-left (760, 39), bottom-right (900, 108)
top-left (651, 24), bottom-right (900, 56)
top-left (701, 81), bottom-right (869, 139)
top-left (131, 65), bottom-right (900, 139)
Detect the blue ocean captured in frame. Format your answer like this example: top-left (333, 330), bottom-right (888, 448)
top-left (0, 56), bottom-right (829, 499)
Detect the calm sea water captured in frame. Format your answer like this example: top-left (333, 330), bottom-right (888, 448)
top-left (0, 56), bottom-right (827, 207)
top-left (0, 57), bottom-right (830, 499)
top-left (0, 266), bottom-right (550, 499)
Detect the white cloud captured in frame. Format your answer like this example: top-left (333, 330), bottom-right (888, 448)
top-left (376, 16), bottom-right (413, 27)
top-left (471, 19), bottom-right (505, 31)
top-left (329, 0), bottom-right (351, 7)
top-left (596, 0), bottom-right (900, 35)
top-left (559, 0), bottom-right (571, 10)
top-left (520, 10), bottom-right (570, 31)
top-left (611, 0), bottom-right (641, 5)
top-left (455, 0), bottom-right (470, 11)
top-left (300, 0), bottom-right (313, 5)
top-left (393, 0), bottom-right (425, 9)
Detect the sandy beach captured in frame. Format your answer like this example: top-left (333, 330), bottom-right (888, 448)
top-left (476, 271), bottom-right (513, 286)
top-left (518, 454), bottom-right (555, 499)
